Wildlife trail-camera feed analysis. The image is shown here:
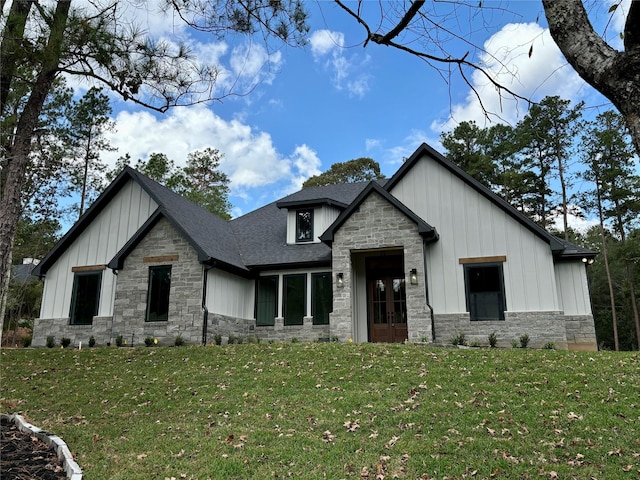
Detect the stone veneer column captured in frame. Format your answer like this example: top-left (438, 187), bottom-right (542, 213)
top-left (329, 191), bottom-right (431, 342)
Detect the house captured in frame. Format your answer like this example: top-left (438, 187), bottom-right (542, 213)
top-left (31, 143), bottom-right (598, 350)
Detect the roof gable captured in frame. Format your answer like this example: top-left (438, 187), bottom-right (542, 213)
top-left (34, 167), bottom-right (246, 277)
top-left (384, 143), bottom-right (594, 259)
top-left (320, 182), bottom-right (438, 245)
top-left (33, 167), bottom-right (150, 277)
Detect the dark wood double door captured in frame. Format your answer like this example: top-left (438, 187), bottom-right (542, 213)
top-left (367, 255), bottom-right (408, 343)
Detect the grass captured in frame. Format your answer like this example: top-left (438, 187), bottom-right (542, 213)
top-left (1, 343), bottom-right (639, 479)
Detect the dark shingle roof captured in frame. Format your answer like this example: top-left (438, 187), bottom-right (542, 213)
top-left (128, 169), bottom-right (247, 272)
top-left (276, 180), bottom-right (386, 209)
top-left (231, 182), bottom-right (376, 268)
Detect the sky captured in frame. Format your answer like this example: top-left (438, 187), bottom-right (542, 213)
top-left (67, 0), bottom-right (635, 231)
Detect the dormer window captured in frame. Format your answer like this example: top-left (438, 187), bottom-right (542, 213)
top-left (296, 209), bottom-right (313, 243)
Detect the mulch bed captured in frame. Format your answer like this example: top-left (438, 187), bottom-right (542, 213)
top-left (1, 417), bottom-right (67, 479)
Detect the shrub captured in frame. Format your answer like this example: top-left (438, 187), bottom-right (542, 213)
top-left (144, 336), bottom-right (154, 347)
top-left (22, 335), bottom-right (32, 348)
top-left (488, 332), bottom-right (498, 348)
top-left (543, 342), bottom-right (555, 350)
top-left (88, 336), bottom-right (96, 348)
top-left (115, 335), bottom-right (124, 347)
top-left (61, 337), bottom-right (71, 348)
top-left (236, 336), bottom-right (243, 344)
top-left (46, 336), bottom-right (55, 348)
top-left (213, 334), bottom-right (222, 346)
top-left (511, 339), bottom-right (519, 349)
top-left (174, 335), bottom-right (184, 346)
top-left (291, 337), bottom-right (299, 343)
top-left (227, 334), bottom-right (236, 345)
top-left (519, 334), bottom-right (530, 349)
top-left (450, 332), bottom-right (466, 346)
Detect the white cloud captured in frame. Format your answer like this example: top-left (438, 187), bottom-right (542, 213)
top-left (551, 207), bottom-right (600, 234)
top-left (104, 105), bottom-right (319, 198)
top-left (432, 22), bottom-right (586, 132)
top-left (310, 30), bottom-right (345, 57)
top-left (309, 29), bottom-right (370, 97)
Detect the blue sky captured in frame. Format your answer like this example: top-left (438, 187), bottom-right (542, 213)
top-left (73, 0), bottom-right (634, 230)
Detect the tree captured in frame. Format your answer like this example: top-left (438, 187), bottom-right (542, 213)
top-left (107, 149), bottom-right (232, 219)
top-left (440, 121), bottom-right (496, 187)
top-left (174, 148), bottom-right (232, 220)
top-left (303, 157), bottom-right (385, 188)
top-left (542, 0), bottom-right (640, 155)
top-left (580, 110), bottom-right (640, 350)
top-left (0, 0), bottom-right (309, 340)
top-left (515, 96), bottom-right (584, 234)
top-left (65, 87), bottom-right (115, 219)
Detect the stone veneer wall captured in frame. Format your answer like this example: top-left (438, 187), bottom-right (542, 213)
top-left (206, 314), bottom-right (331, 344)
top-left (330, 191), bottom-right (431, 342)
top-left (110, 217), bottom-right (204, 346)
top-left (434, 311), bottom-right (570, 349)
top-left (564, 314), bottom-right (598, 351)
top-left (32, 316), bottom-right (113, 348)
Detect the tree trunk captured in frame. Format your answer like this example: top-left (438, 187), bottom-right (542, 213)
top-left (595, 179), bottom-right (619, 351)
top-left (0, 0), bottom-right (71, 344)
top-left (0, 0), bottom-right (34, 112)
top-left (542, 0), bottom-right (640, 155)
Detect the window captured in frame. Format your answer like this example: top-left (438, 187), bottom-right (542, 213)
top-left (284, 274), bottom-right (306, 325)
top-left (147, 265), bottom-right (171, 322)
top-left (70, 271), bottom-right (102, 325)
top-left (464, 263), bottom-right (506, 321)
top-left (256, 276), bottom-right (278, 326)
top-left (312, 272), bottom-right (332, 325)
top-left (296, 209), bottom-right (313, 242)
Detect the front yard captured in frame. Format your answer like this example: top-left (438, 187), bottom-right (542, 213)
top-left (1, 343), bottom-right (638, 479)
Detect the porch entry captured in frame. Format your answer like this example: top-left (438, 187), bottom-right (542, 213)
top-left (366, 255), bottom-right (408, 343)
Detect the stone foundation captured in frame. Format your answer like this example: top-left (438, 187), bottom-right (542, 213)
top-left (432, 311), bottom-right (599, 350)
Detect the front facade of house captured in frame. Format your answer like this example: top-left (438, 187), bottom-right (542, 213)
top-left (32, 144), bottom-right (598, 350)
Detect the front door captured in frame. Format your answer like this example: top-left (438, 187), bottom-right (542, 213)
top-left (367, 256), bottom-right (408, 343)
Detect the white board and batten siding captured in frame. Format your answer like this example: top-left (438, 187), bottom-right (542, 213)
top-left (39, 180), bottom-right (158, 319)
top-left (285, 206), bottom-right (342, 244)
top-left (389, 154), bottom-right (561, 314)
top-left (205, 268), bottom-right (255, 319)
top-left (554, 262), bottom-right (593, 315)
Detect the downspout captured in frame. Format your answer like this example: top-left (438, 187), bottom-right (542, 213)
top-left (423, 240), bottom-right (435, 342)
top-left (202, 264), bottom-right (213, 346)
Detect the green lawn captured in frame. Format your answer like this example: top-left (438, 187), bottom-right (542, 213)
top-left (1, 343), bottom-right (639, 479)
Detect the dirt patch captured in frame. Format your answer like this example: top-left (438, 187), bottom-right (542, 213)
top-left (1, 416), bottom-right (67, 479)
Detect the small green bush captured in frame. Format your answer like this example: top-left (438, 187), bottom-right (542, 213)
top-left (88, 336), bottom-right (96, 348)
top-left (46, 336), bottom-right (55, 348)
top-left (511, 339), bottom-right (519, 349)
top-left (488, 332), bottom-right (498, 348)
top-left (291, 337), bottom-right (299, 343)
top-left (543, 342), bottom-right (555, 350)
top-left (61, 337), bottom-right (71, 348)
top-left (213, 334), bottom-right (222, 346)
top-left (144, 336), bottom-right (154, 347)
top-left (450, 332), bottom-right (466, 346)
top-left (174, 335), bottom-right (184, 346)
top-left (22, 335), bottom-right (32, 348)
top-left (519, 334), bottom-right (530, 349)
top-left (115, 335), bottom-right (124, 347)
top-left (227, 334), bottom-right (236, 345)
